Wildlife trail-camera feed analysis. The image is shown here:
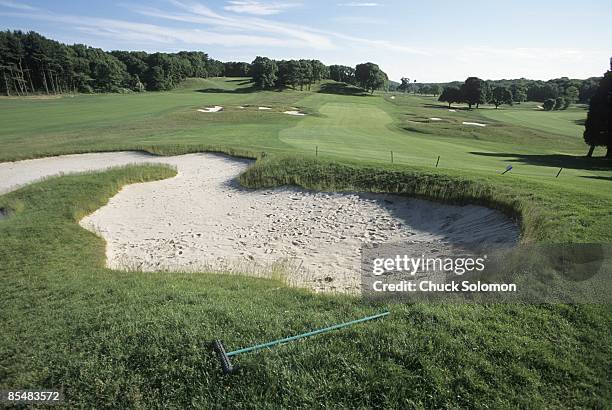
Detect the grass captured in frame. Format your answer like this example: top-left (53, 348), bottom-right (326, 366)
top-left (1, 78), bottom-right (611, 407)
top-left (478, 102), bottom-right (587, 138)
top-left (0, 168), bottom-right (610, 408)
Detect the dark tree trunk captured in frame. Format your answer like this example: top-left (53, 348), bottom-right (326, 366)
top-left (607, 145), bottom-right (611, 159)
top-left (586, 145), bottom-right (595, 158)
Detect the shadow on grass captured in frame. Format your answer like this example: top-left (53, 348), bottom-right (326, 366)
top-left (318, 83), bottom-right (368, 96)
top-left (196, 85), bottom-right (258, 94)
top-left (581, 175), bottom-right (612, 182)
top-left (226, 78), bottom-right (251, 84)
top-left (470, 152), bottom-right (612, 171)
top-left (401, 126), bottom-right (436, 135)
top-left (423, 103), bottom-right (472, 111)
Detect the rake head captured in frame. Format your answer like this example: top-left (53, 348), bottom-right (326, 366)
top-left (212, 340), bottom-right (236, 374)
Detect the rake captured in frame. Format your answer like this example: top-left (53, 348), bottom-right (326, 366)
top-left (212, 311), bottom-right (390, 374)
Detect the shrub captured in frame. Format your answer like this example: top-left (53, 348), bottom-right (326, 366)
top-left (543, 98), bottom-right (555, 111)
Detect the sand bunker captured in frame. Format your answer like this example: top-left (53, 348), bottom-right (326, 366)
top-left (197, 106), bottom-right (223, 113)
top-left (0, 151), bottom-right (168, 195)
top-left (0, 152), bottom-right (518, 293)
top-left (258, 107), bottom-right (272, 110)
top-left (390, 96), bottom-right (396, 100)
top-left (462, 121), bottom-right (487, 127)
top-left (429, 118), bottom-right (442, 121)
top-left (284, 110), bottom-right (306, 116)
top-left (448, 109), bottom-right (457, 112)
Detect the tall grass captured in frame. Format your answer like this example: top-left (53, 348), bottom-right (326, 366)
top-left (240, 155), bottom-right (608, 243)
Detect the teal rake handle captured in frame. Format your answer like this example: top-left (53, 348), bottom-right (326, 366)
top-left (212, 311), bottom-right (390, 373)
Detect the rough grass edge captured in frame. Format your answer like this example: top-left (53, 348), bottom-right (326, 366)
top-left (237, 154), bottom-right (547, 243)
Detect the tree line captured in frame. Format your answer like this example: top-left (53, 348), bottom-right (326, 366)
top-left (250, 57), bottom-right (388, 93)
top-left (0, 31), bottom-right (391, 96)
top-left (0, 30), bottom-right (240, 95)
top-left (436, 76), bottom-right (593, 110)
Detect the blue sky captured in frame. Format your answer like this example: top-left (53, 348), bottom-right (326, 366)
top-left (1, 0), bottom-right (610, 82)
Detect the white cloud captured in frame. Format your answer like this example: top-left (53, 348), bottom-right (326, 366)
top-left (131, 1), bottom-right (426, 54)
top-left (0, 0), bottom-right (37, 10)
top-left (223, 1), bottom-right (301, 16)
top-left (338, 2), bottom-right (380, 6)
top-left (1, 0), bottom-right (427, 56)
top-left (132, 1), bottom-right (335, 49)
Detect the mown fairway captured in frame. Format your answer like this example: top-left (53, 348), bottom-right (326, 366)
top-left (1, 78), bottom-right (611, 408)
top-left (478, 102), bottom-right (587, 138)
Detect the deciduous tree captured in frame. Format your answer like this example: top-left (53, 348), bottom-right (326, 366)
top-left (460, 77), bottom-right (488, 109)
top-left (490, 86), bottom-right (513, 108)
top-left (584, 68), bottom-right (612, 157)
top-left (438, 86), bottom-right (462, 108)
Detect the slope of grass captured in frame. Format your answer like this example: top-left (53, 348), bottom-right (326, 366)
top-left (0, 167), bottom-right (610, 408)
top-left (478, 102), bottom-right (587, 139)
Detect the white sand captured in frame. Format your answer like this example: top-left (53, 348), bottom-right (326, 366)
top-left (284, 111), bottom-right (306, 116)
top-left (462, 121), bottom-right (487, 127)
top-left (536, 105), bottom-right (544, 110)
top-left (390, 96), bottom-right (396, 100)
top-left (258, 106), bottom-right (272, 110)
top-left (0, 152), bottom-right (518, 293)
top-left (238, 106), bottom-right (246, 109)
top-left (0, 151), bottom-right (165, 195)
top-left (429, 118), bottom-right (442, 121)
top-left (197, 106), bottom-right (223, 113)
top-left (448, 109), bottom-right (456, 112)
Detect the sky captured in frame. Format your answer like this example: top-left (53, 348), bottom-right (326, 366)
top-left (1, 0), bottom-right (611, 82)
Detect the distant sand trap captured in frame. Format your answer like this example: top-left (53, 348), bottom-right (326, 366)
top-left (0, 152), bottom-right (518, 293)
top-left (462, 121), bottom-right (487, 127)
top-left (258, 106), bottom-right (272, 110)
top-left (429, 117), bottom-right (442, 121)
top-left (198, 106), bottom-right (223, 113)
top-left (390, 96), bottom-right (396, 99)
top-left (238, 106), bottom-right (246, 109)
top-left (536, 105), bottom-right (544, 110)
top-left (284, 110), bottom-right (306, 116)
top-left (448, 109), bottom-right (457, 112)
